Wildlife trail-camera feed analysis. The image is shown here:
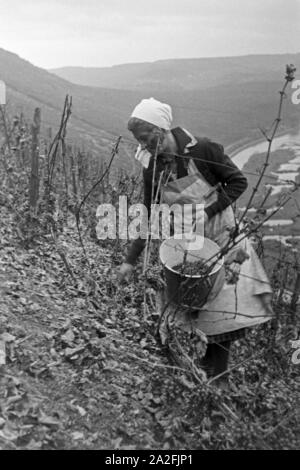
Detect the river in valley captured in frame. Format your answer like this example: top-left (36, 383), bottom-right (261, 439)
top-left (231, 129), bottom-right (300, 247)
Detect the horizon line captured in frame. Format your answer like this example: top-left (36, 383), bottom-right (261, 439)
top-left (48, 51), bottom-right (300, 71)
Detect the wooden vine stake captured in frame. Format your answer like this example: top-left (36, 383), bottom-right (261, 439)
top-left (29, 107), bottom-right (41, 212)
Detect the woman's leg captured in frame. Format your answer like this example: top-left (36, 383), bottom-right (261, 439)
top-left (201, 340), bottom-right (231, 378)
top-left (200, 343), bottom-right (215, 378)
top-left (211, 340), bottom-right (231, 377)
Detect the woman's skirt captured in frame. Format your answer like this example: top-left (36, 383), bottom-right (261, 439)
top-left (158, 237), bottom-right (273, 346)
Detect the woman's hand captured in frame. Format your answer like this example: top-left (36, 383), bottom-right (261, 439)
top-left (225, 262), bottom-right (241, 284)
top-left (224, 247), bottom-right (249, 284)
top-left (117, 262), bottom-right (134, 283)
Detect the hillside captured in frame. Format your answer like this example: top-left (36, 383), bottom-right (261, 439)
top-left (1, 48), bottom-right (299, 160)
top-left (0, 116), bottom-right (299, 449)
top-left (50, 54), bottom-right (300, 92)
top-left (1, 199), bottom-right (298, 450)
top-left (0, 50), bottom-right (299, 451)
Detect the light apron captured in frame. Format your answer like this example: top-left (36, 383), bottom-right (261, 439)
top-left (159, 159), bottom-right (273, 341)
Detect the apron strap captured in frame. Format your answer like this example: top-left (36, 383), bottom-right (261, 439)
top-left (176, 152), bottom-right (188, 179)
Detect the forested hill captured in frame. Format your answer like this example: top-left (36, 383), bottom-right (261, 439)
top-left (1, 48), bottom-right (300, 156)
top-left (51, 53), bottom-right (300, 92)
top-left (0, 49), bottom-right (299, 451)
top-left (0, 48), bottom-right (135, 157)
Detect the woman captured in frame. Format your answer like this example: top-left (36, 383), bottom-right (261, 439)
top-left (118, 97), bottom-right (273, 381)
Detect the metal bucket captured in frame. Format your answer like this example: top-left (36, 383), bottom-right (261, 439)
top-left (159, 236), bottom-right (224, 309)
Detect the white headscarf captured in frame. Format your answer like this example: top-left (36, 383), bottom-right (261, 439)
top-left (131, 97), bottom-right (173, 130)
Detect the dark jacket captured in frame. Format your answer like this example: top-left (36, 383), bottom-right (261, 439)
top-left (125, 127), bottom-right (248, 265)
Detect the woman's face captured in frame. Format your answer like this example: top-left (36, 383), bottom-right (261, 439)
top-left (133, 127), bottom-right (165, 157)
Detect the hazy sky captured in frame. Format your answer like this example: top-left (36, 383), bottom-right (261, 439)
top-left (0, 0), bottom-right (299, 68)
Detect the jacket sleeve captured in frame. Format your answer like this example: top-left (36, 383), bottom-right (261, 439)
top-left (125, 167), bottom-right (153, 265)
top-left (196, 140), bottom-right (248, 219)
